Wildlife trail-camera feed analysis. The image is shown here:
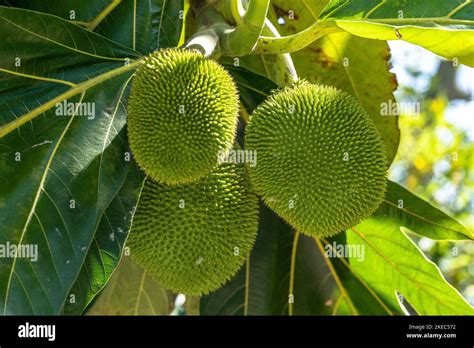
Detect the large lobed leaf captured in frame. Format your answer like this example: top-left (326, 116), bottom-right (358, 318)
top-left (0, 2), bottom-right (183, 315)
top-left (0, 0), bottom-right (112, 21)
top-left (0, 7), bottom-right (137, 312)
top-left (0, 6), bottom-right (134, 315)
top-left (0, 72), bottom-right (133, 314)
top-left (318, 180), bottom-right (473, 315)
top-left (95, 0), bottom-right (184, 53)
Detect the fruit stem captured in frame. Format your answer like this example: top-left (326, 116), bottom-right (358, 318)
top-left (186, 0), bottom-right (298, 86)
top-left (185, 28), bottom-right (220, 57)
top-left (253, 20), bottom-right (342, 55)
top-left (226, 0), bottom-right (270, 56)
top-left (188, 0), bottom-right (270, 57)
top-left (260, 19), bottom-right (299, 86)
top-left (229, 0), bottom-right (243, 24)
top-left (288, 231), bottom-right (300, 316)
top-left (215, 0), bottom-right (242, 24)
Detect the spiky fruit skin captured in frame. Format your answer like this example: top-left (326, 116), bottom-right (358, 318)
top-left (245, 83), bottom-right (387, 237)
top-left (127, 159), bottom-right (258, 295)
top-left (127, 49), bottom-right (239, 185)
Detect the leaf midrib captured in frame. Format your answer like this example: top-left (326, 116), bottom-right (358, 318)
top-left (334, 17), bottom-right (474, 27)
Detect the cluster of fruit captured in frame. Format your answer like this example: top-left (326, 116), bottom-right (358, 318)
top-left (126, 49), bottom-right (387, 295)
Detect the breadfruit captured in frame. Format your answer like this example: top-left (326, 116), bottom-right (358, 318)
top-left (127, 48), bottom-right (239, 185)
top-left (245, 83), bottom-right (387, 237)
top-left (127, 156), bottom-right (258, 295)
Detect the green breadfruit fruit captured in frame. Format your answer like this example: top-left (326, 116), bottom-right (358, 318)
top-left (245, 83), bottom-right (387, 237)
top-left (127, 156), bottom-right (259, 295)
top-left (127, 48), bottom-right (239, 185)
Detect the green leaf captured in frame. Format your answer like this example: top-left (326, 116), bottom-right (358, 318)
top-left (0, 0), bottom-right (187, 314)
top-left (62, 157), bottom-right (146, 315)
top-left (0, 7), bottom-right (142, 314)
top-left (377, 181), bottom-right (474, 241)
top-left (269, 0), bottom-right (329, 28)
top-left (0, 6), bottom-right (142, 137)
top-left (0, 0), bottom-right (112, 22)
top-left (96, 0), bottom-right (184, 53)
top-left (0, 6), bottom-right (138, 64)
top-left (87, 256), bottom-right (172, 315)
top-left (346, 218), bottom-right (474, 315)
top-left (319, 0), bottom-right (474, 67)
top-left (269, 0), bottom-right (400, 164)
top-left (0, 74), bottom-right (133, 314)
top-left (201, 204), bottom-right (338, 315)
top-left (0, 1), bottom-right (185, 54)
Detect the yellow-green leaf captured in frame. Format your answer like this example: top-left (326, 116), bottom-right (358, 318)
top-left (347, 219), bottom-right (474, 315)
top-left (320, 0), bottom-right (474, 67)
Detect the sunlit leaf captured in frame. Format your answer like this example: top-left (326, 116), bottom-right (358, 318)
top-left (320, 0), bottom-right (474, 67)
top-left (346, 218), bottom-right (474, 315)
top-left (378, 181), bottom-right (473, 241)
